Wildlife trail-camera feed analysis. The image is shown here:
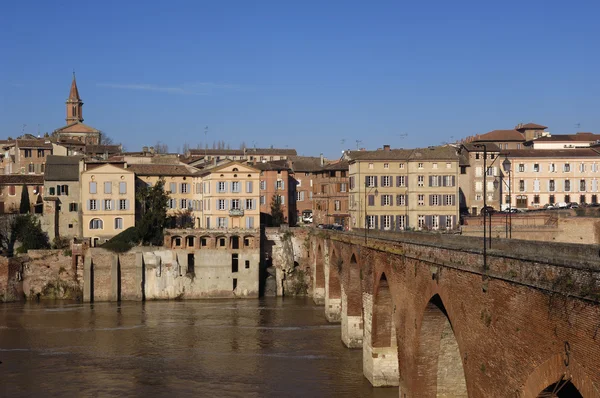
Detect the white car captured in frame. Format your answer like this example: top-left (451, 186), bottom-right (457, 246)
top-left (302, 213), bottom-right (313, 223)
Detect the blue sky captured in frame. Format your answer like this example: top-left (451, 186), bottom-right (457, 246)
top-left (1, 0), bottom-right (599, 158)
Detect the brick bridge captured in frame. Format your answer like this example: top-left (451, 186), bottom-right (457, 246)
top-left (308, 229), bottom-right (600, 397)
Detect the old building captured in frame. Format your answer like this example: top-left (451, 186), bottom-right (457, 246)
top-left (196, 161), bottom-right (260, 229)
top-left (528, 132), bottom-right (600, 150)
top-left (80, 163), bottom-right (135, 245)
top-left (312, 160), bottom-right (350, 227)
top-left (185, 147), bottom-right (297, 165)
top-left (0, 138), bottom-right (53, 175)
top-left (462, 122), bottom-right (548, 151)
top-left (42, 156), bottom-right (84, 241)
top-left (348, 145), bottom-right (460, 231)
top-left (503, 148), bottom-right (600, 208)
top-left (126, 163), bottom-right (200, 227)
top-left (0, 175), bottom-right (44, 214)
top-left (458, 143), bottom-right (502, 215)
top-left (251, 160), bottom-right (295, 226)
top-left (288, 156), bottom-right (322, 223)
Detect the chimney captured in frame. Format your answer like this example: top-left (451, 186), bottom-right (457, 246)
top-left (149, 146), bottom-right (155, 154)
top-left (383, 144), bottom-right (391, 151)
top-left (320, 153), bottom-right (324, 167)
top-left (142, 146), bottom-right (148, 153)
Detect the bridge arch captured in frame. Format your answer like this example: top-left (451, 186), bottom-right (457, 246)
top-left (521, 353), bottom-right (596, 398)
top-left (415, 293), bottom-right (467, 397)
top-left (312, 243), bottom-right (326, 304)
top-left (324, 248), bottom-right (342, 322)
top-left (363, 271), bottom-right (399, 387)
top-left (340, 252), bottom-right (362, 348)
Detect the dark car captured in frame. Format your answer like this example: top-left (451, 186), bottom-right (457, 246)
top-left (480, 206), bottom-right (496, 215)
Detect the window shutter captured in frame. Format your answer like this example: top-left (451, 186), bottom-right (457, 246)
top-left (451, 195), bottom-right (456, 205)
top-left (429, 176), bottom-right (433, 186)
top-left (396, 176), bottom-right (400, 187)
top-left (381, 195), bottom-right (385, 206)
top-left (389, 195), bottom-right (394, 206)
top-left (101, 200), bottom-right (105, 211)
top-left (438, 195), bottom-right (442, 205)
top-left (375, 215), bottom-right (379, 230)
top-left (438, 176), bottom-right (443, 187)
top-left (281, 180), bottom-right (285, 190)
top-left (396, 215), bottom-right (401, 231)
top-left (56, 184), bottom-right (61, 196)
top-left (452, 215), bottom-right (456, 229)
top-left (374, 176), bottom-right (378, 187)
top-left (440, 215), bottom-right (446, 228)
top-left (65, 185), bottom-right (69, 195)
top-left (406, 177), bottom-right (409, 188)
top-left (452, 176), bottom-right (456, 186)
top-left (365, 176), bottom-right (369, 186)
top-left (405, 194), bottom-right (409, 207)
top-left (87, 200), bottom-right (90, 210)
top-left (429, 195), bottom-right (433, 206)
top-left (405, 215), bottom-right (409, 228)
top-left (425, 215), bottom-right (432, 228)
top-left (125, 200), bottom-right (129, 210)
top-left (281, 196), bottom-right (285, 205)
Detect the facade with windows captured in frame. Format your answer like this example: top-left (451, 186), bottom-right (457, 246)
top-left (288, 156), bottom-right (324, 224)
top-left (42, 155), bottom-right (84, 241)
top-left (81, 163), bottom-right (135, 244)
top-left (458, 143), bottom-right (502, 215)
top-left (0, 139), bottom-right (53, 175)
top-left (312, 161), bottom-right (349, 227)
top-left (197, 161), bottom-right (260, 229)
top-left (503, 149), bottom-right (600, 208)
top-left (348, 145), bottom-right (460, 231)
top-left (0, 175), bottom-right (45, 214)
top-left (252, 161), bottom-right (295, 226)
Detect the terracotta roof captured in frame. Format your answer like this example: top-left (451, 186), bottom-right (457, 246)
top-left (243, 147), bottom-right (297, 156)
top-left (516, 123), bottom-right (547, 130)
top-left (0, 175), bottom-right (44, 184)
top-left (289, 156), bottom-right (324, 172)
top-left (347, 146), bottom-right (460, 162)
top-left (347, 149), bottom-right (413, 161)
top-left (505, 148), bottom-right (600, 158)
top-left (126, 164), bottom-right (197, 176)
top-left (16, 139), bottom-right (53, 149)
top-left (69, 75), bottom-right (81, 100)
top-left (475, 130), bottom-right (525, 142)
top-left (44, 155), bottom-right (81, 181)
top-left (54, 121), bottom-right (100, 134)
top-left (251, 160), bottom-right (290, 171)
top-left (534, 133), bottom-right (600, 142)
top-left (85, 145), bottom-right (122, 154)
top-left (187, 148), bottom-right (297, 157)
top-left (460, 143), bottom-right (501, 152)
top-left (322, 160), bottom-right (349, 171)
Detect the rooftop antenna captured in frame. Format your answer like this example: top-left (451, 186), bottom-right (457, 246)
top-left (21, 124), bottom-right (26, 136)
top-left (575, 122), bottom-right (581, 130)
top-left (204, 126), bottom-right (208, 157)
top-left (355, 139), bottom-right (362, 150)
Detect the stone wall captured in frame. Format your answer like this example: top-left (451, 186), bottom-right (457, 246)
top-left (20, 250), bottom-right (82, 300)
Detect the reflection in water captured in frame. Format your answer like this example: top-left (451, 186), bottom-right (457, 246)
top-left (0, 298), bottom-right (398, 397)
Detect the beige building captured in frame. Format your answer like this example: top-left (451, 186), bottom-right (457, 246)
top-left (348, 145), bottom-right (460, 231)
top-left (504, 148), bottom-right (600, 208)
top-left (0, 175), bottom-right (44, 214)
top-left (458, 143), bottom-right (502, 215)
top-left (80, 163), bottom-right (135, 245)
top-left (197, 161), bottom-right (260, 229)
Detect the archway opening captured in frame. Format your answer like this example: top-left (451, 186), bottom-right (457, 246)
top-left (329, 250), bottom-right (341, 299)
top-left (315, 245), bottom-right (324, 288)
top-left (538, 376), bottom-right (583, 398)
top-left (347, 254), bottom-right (361, 317)
top-left (372, 273), bottom-right (393, 347)
top-left (416, 294), bottom-right (467, 397)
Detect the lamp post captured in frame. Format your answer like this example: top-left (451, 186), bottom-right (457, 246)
top-left (502, 155), bottom-right (512, 239)
top-left (364, 184), bottom-right (379, 243)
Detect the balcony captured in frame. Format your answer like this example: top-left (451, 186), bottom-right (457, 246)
top-left (229, 208), bottom-right (244, 217)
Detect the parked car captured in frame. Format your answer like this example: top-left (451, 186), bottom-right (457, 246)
top-left (480, 206), bottom-right (496, 215)
top-left (302, 212), bottom-right (313, 223)
top-left (568, 202), bottom-right (579, 209)
top-left (555, 202), bottom-right (569, 209)
top-left (543, 203), bottom-right (555, 210)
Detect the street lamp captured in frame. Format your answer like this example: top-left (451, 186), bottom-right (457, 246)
top-left (364, 185), bottom-right (379, 243)
top-left (502, 155), bottom-right (512, 239)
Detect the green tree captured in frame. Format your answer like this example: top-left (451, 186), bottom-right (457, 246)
top-left (9, 214), bottom-right (50, 254)
top-left (19, 185), bottom-right (30, 214)
top-left (270, 194), bottom-right (285, 227)
top-left (136, 177), bottom-right (170, 245)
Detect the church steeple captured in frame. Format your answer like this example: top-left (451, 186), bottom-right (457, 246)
top-left (66, 72), bottom-right (84, 124)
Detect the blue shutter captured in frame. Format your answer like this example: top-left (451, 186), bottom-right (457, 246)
top-left (125, 200), bottom-right (129, 210)
top-left (281, 180), bottom-right (285, 190)
top-left (87, 200), bottom-right (90, 210)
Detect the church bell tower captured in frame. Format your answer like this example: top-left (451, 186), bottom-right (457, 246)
top-left (66, 73), bottom-right (84, 124)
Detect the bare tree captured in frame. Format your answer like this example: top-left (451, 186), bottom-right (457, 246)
top-left (154, 141), bottom-right (169, 154)
top-left (100, 132), bottom-right (115, 145)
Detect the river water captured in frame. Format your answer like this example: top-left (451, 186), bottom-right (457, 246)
top-left (0, 298), bottom-right (398, 397)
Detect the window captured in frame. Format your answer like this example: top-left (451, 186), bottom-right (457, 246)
top-left (399, 163), bottom-right (405, 169)
top-left (334, 200), bottom-right (341, 211)
top-left (382, 195), bottom-right (391, 206)
top-left (443, 194), bottom-right (454, 206)
top-left (592, 194), bottom-right (598, 204)
top-left (245, 199), bottom-right (254, 210)
top-left (89, 199), bottom-right (97, 210)
top-left (218, 181), bottom-right (227, 193)
top-left (115, 218), bottom-right (123, 230)
top-left (382, 176), bottom-right (391, 187)
top-left (37, 149), bottom-right (44, 157)
top-left (533, 164), bottom-right (539, 172)
top-left (549, 180), bottom-right (555, 192)
top-left (397, 176), bottom-right (405, 187)
top-left (517, 144), bottom-right (521, 149)
top-left (119, 182), bottom-right (127, 194)
top-left (580, 163), bottom-right (586, 173)
top-left (418, 215), bottom-right (425, 229)
top-left (486, 167), bottom-right (494, 176)
top-left (103, 182), bottom-right (111, 194)
top-left (564, 164), bottom-right (571, 172)
top-left (564, 194), bottom-right (571, 203)
top-left (180, 199), bottom-right (188, 209)
top-left (519, 180), bottom-right (525, 192)
top-left (432, 163), bottom-right (438, 169)
top-left (475, 194), bottom-right (482, 201)
top-left (430, 176), bottom-right (439, 187)
top-left (444, 175), bottom-right (454, 186)
top-left (475, 153), bottom-right (480, 160)
top-left (181, 183), bottom-right (189, 193)
top-left (218, 199), bottom-right (226, 210)
top-left (518, 164), bottom-right (525, 172)
top-left (232, 181), bottom-right (241, 192)
top-left (533, 195), bottom-right (540, 204)
top-left (340, 183), bottom-right (347, 192)
top-left (432, 215), bottom-right (439, 229)
top-left (549, 194), bottom-right (555, 204)
top-left (418, 194), bottom-right (424, 206)
top-left (260, 180), bottom-right (266, 190)
top-left (275, 180), bottom-right (283, 190)
top-left (565, 180), bottom-right (571, 192)
top-left (580, 194), bottom-right (586, 204)
top-left (89, 182), bottom-right (97, 194)
top-left (446, 163), bottom-right (452, 169)
top-left (396, 194), bottom-right (405, 206)
top-left (580, 179), bottom-right (586, 191)
top-left (168, 199), bottom-right (176, 209)
top-left (383, 163), bottom-right (389, 169)
top-left (24, 149), bottom-right (32, 158)
top-left (89, 218), bottom-right (103, 229)
top-left (217, 217), bottom-right (227, 228)
top-left (418, 163), bottom-right (423, 169)
top-left (368, 163), bottom-right (374, 169)
top-left (366, 215), bottom-right (375, 229)
top-left (246, 181), bottom-right (253, 193)
top-left (366, 176), bottom-right (376, 188)
top-left (245, 216), bottom-right (255, 228)
top-left (397, 215), bottom-right (406, 230)
top-left (550, 163), bottom-right (556, 172)
top-left (119, 199), bottom-right (128, 210)
top-left (260, 196), bottom-right (266, 205)
top-left (49, 187), bottom-right (55, 195)
top-left (58, 185), bottom-right (68, 195)
top-left (104, 199), bottom-right (112, 210)
top-left (231, 199), bottom-right (240, 210)
top-left (296, 191), bottom-right (304, 201)
top-left (431, 195), bottom-right (439, 206)
top-left (417, 176), bottom-right (424, 187)
top-left (28, 163), bottom-right (34, 173)
top-left (170, 182), bottom-right (177, 193)
top-left (382, 215), bottom-right (391, 230)
top-left (445, 216), bottom-right (452, 229)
